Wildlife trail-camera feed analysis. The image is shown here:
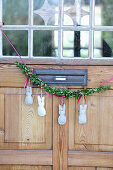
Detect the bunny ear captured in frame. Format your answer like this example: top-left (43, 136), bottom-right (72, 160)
top-left (38, 96), bottom-right (41, 101)
top-left (84, 105), bottom-right (87, 109)
top-left (30, 87), bottom-right (32, 93)
top-left (26, 86), bottom-right (29, 92)
top-left (59, 104), bottom-right (62, 110)
top-left (80, 105), bottom-right (83, 109)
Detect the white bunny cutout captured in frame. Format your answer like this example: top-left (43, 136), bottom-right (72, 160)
top-left (79, 104), bottom-right (87, 124)
top-left (38, 96), bottom-right (46, 116)
top-left (58, 104), bottom-right (66, 125)
top-left (78, 94), bottom-right (87, 124)
top-left (25, 86), bottom-right (33, 105)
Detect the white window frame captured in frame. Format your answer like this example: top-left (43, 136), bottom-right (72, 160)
top-left (1, 0), bottom-right (113, 65)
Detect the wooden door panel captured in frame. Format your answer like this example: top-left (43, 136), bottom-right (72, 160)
top-left (69, 95), bottom-right (99, 150)
top-left (69, 90), bottom-right (113, 150)
top-left (0, 92), bottom-right (4, 143)
top-left (0, 150), bottom-right (52, 165)
top-left (69, 167), bottom-right (95, 170)
top-left (68, 168), bottom-right (113, 170)
top-left (5, 94), bottom-right (22, 142)
top-left (97, 168), bottom-right (113, 170)
top-left (21, 95), bottom-right (46, 143)
top-left (1, 65), bottom-right (113, 89)
top-left (0, 93), bottom-right (4, 130)
top-left (68, 151), bottom-right (113, 167)
top-left (3, 88), bottom-right (52, 149)
top-left (99, 94), bottom-right (113, 145)
top-left (0, 165), bottom-right (52, 170)
top-left (72, 144), bottom-right (113, 152)
top-left (0, 64), bottom-right (26, 87)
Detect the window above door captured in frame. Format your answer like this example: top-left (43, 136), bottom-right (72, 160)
top-left (1, 0), bottom-right (113, 65)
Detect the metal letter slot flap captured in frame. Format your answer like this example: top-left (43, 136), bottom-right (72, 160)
top-left (33, 69), bottom-right (88, 86)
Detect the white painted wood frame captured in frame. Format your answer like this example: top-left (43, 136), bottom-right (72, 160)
top-left (0, 0), bottom-right (113, 63)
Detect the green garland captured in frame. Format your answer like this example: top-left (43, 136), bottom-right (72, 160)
top-left (15, 61), bottom-right (111, 99)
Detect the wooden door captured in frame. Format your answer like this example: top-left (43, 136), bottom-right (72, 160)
top-left (0, 64), bottom-right (113, 170)
top-left (1, 0), bottom-right (113, 169)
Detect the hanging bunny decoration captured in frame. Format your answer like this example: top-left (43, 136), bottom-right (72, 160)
top-left (25, 86), bottom-right (33, 105)
top-left (79, 104), bottom-right (87, 124)
top-left (58, 104), bottom-right (66, 125)
top-left (78, 93), bottom-right (87, 124)
top-left (37, 96), bottom-right (46, 116)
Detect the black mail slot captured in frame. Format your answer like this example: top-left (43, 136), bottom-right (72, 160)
top-left (33, 69), bottom-right (88, 86)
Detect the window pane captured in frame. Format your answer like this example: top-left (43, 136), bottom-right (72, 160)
top-left (33, 0), bottom-right (59, 25)
top-left (95, 0), bottom-right (113, 26)
top-left (3, 0), bottom-right (28, 25)
top-left (3, 30), bottom-right (28, 56)
top-left (64, 0), bottom-right (90, 26)
top-left (94, 31), bottom-right (113, 58)
top-left (33, 30), bottom-right (58, 57)
top-left (63, 31), bottom-right (89, 58)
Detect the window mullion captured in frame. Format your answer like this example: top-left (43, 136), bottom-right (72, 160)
top-left (89, 0), bottom-right (95, 59)
top-left (58, 0), bottom-right (64, 59)
top-left (28, 0), bottom-right (33, 58)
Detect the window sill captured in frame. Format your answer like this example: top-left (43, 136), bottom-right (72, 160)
top-left (0, 57), bottom-right (113, 65)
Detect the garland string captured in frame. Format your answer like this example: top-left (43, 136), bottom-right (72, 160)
top-left (102, 77), bottom-right (113, 86)
top-left (77, 93), bottom-right (86, 104)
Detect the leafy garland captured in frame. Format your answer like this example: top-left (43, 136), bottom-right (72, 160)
top-left (15, 61), bottom-right (111, 99)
